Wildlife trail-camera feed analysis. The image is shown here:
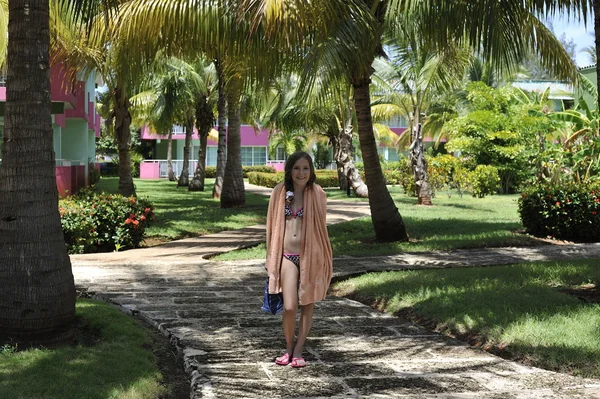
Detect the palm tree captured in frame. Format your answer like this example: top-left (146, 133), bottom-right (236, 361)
top-left (371, 35), bottom-right (470, 205)
top-left (110, 1), bottom-right (285, 208)
top-left (0, 0), bottom-right (109, 345)
top-left (190, 58), bottom-right (219, 191)
top-left (246, 0), bottom-right (584, 241)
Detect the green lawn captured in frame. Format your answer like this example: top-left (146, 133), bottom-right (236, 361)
top-left (95, 177), bottom-right (269, 243)
top-left (214, 187), bottom-right (540, 260)
top-left (0, 299), bottom-right (171, 399)
top-left (332, 259), bottom-right (600, 378)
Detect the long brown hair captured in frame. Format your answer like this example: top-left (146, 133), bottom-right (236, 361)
top-left (284, 151), bottom-right (316, 193)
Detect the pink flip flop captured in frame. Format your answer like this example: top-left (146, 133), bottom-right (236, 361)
top-left (290, 357), bottom-right (307, 368)
top-left (275, 353), bottom-right (291, 366)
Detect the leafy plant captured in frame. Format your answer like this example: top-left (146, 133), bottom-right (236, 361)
top-left (59, 188), bottom-right (155, 254)
top-left (519, 184), bottom-right (600, 242)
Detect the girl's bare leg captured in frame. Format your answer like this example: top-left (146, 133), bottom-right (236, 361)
top-left (293, 302), bottom-right (314, 359)
top-left (280, 258), bottom-right (299, 355)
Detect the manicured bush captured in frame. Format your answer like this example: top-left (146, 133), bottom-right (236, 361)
top-left (243, 165), bottom-right (276, 176)
top-left (248, 170), bottom-right (339, 188)
top-left (59, 188), bottom-right (155, 254)
top-left (467, 164), bottom-right (500, 198)
top-left (204, 166), bottom-right (217, 178)
top-left (247, 172), bottom-right (282, 188)
top-left (519, 184), bottom-right (600, 242)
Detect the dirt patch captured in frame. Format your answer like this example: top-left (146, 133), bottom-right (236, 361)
top-left (145, 322), bottom-right (190, 399)
top-left (559, 283), bottom-right (600, 304)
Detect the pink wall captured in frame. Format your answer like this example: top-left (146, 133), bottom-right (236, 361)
top-left (56, 165), bottom-right (87, 198)
top-left (141, 125), bottom-right (270, 146)
top-left (140, 162), bottom-right (160, 179)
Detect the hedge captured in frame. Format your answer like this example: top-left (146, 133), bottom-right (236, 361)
top-left (519, 184), bottom-right (600, 242)
top-left (248, 170), bottom-right (340, 188)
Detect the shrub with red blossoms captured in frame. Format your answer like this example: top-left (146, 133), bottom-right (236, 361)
top-left (59, 187), bottom-right (155, 254)
top-left (519, 183), bottom-right (600, 242)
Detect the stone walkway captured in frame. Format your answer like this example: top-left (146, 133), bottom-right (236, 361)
top-left (70, 184), bottom-right (600, 398)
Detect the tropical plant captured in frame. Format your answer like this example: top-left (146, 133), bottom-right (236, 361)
top-left (371, 33), bottom-right (470, 205)
top-left (246, 0), bottom-right (583, 241)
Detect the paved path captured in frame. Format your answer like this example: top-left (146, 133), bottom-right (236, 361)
top-left (71, 184), bottom-right (600, 398)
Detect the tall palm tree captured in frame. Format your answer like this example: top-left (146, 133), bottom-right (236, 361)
top-left (0, 0), bottom-right (112, 345)
top-left (110, 1), bottom-right (285, 208)
top-left (247, 0), bottom-right (585, 241)
top-left (190, 58), bottom-right (219, 191)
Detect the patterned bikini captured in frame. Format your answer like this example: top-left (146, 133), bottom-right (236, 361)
top-left (283, 203), bottom-right (304, 267)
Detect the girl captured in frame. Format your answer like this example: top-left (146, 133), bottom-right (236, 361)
top-left (265, 152), bottom-right (333, 368)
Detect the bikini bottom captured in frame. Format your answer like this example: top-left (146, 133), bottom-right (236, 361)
top-left (282, 253), bottom-right (300, 268)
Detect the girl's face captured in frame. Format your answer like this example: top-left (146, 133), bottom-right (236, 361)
top-left (291, 157), bottom-right (311, 189)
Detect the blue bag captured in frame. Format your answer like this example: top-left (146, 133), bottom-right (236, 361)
top-left (261, 277), bottom-right (283, 315)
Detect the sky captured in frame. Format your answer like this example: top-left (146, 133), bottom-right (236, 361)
top-left (549, 13), bottom-right (595, 67)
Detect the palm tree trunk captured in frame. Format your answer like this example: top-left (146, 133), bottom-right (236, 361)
top-left (0, 0), bottom-right (75, 345)
top-left (190, 96), bottom-right (214, 192)
top-left (166, 128), bottom-right (175, 181)
top-left (409, 119), bottom-right (432, 205)
top-left (353, 77), bottom-right (408, 242)
top-left (221, 77), bottom-right (245, 208)
top-left (336, 118), bottom-right (368, 198)
top-left (114, 87), bottom-right (135, 197)
top-left (212, 59), bottom-right (227, 199)
top-left (177, 116), bottom-right (194, 187)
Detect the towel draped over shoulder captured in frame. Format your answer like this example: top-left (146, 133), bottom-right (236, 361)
top-left (265, 182), bottom-right (333, 305)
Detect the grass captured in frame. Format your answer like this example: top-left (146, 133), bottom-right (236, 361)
top-left (0, 299), bottom-right (171, 399)
top-left (95, 177), bottom-right (269, 243)
top-left (331, 259), bottom-right (600, 378)
top-left (214, 187), bottom-right (541, 260)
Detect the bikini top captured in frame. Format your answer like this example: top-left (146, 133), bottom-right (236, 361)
top-left (284, 203), bottom-right (304, 218)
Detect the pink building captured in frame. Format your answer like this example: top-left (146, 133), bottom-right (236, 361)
top-left (139, 124), bottom-right (408, 179)
top-left (0, 62), bottom-right (101, 197)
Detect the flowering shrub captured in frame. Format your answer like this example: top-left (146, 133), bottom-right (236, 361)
top-left (59, 188), bottom-right (155, 254)
top-left (519, 184), bottom-right (600, 242)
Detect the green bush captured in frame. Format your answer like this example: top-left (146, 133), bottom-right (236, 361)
top-left (467, 164), bottom-right (500, 198)
top-left (242, 165), bottom-right (276, 176)
top-left (59, 188), bottom-right (155, 254)
top-left (204, 166), bottom-right (217, 178)
top-left (248, 170), bottom-right (339, 188)
top-left (519, 184), bottom-right (600, 242)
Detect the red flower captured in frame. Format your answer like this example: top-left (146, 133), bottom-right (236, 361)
top-left (593, 211), bottom-right (597, 215)
top-left (144, 208), bottom-right (151, 214)
top-left (140, 215), bottom-right (146, 221)
top-left (125, 219), bottom-right (131, 225)
top-left (555, 201), bottom-right (561, 206)
top-left (133, 220), bottom-right (139, 226)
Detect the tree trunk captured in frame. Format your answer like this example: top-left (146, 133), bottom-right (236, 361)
top-left (334, 117), bottom-right (368, 198)
top-left (409, 120), bottom-right (432, 205)
top-left (0, 0), bottom-right (75, 346)
top-left (352, 77), bottom-right (408, 242)
top-left (177, 115), bottom-right (194, 187)
top-left (212, 59), bottom-right (227, 199)
top-left (166, 128), bottom-right (176, 181)
top-left (189, 96), bottom-right (213, 192)
top-left (221, 77), bottom-right (245, 208)
top-left (114, 87), bottom-right (135, 197)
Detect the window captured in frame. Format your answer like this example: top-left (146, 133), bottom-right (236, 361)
top-left (253, 147), bottom-right (266, 165)
top-left (206, 147), bottom-right (218, 167)
top-left (241, 147), bottom-right (253, 166)
top-left (172, 124), bottom-right (186, 134)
